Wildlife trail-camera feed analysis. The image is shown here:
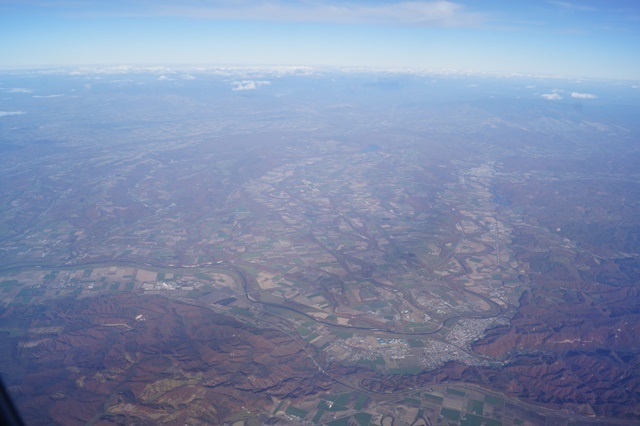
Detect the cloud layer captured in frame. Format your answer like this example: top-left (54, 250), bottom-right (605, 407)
top-left (548, 1), bottom-right (597, 12)
top-left (0, 111), bottom-right (26, 117)
top-left (541, 93), bottom-right (562, 100)
top-left (2, 88), bottom-right (34, 93)
top-left (158, 1), bottom-right (484, 27)
top-left (231, 80), bottom-right (271, 91)
top-left (570, 92), bottom-right (597, 99)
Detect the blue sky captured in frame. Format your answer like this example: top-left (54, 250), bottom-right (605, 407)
top-left (1, 0), bottom-right (639, 80)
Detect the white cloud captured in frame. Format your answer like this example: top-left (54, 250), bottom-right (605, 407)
top-left (231, 80), bottom-right (271, 91)
top-left (33, 94), bottom-right (65, 98)
top-left (570, 92), bottom-right (597, 99)
top-left (3, 88), bottom-right (34, 93)
top-left (548, 1), bottom-right (597, 12)
top-left (525, 85), bottom-right (536, 89)
top-left (0, 0), bottom-right (484, 28)
top-left (631, 85), bottom-right (639, 89)
top-left (541, 93), bottom-right (562, 100)
top-left (157, 75), bottom-right (170, 81)
top-left (158, 1), bottom-right (484, 28)
top-left (60, 65), bottom-right (311, 80)
top-left (69, 65), bottom-right (169, 75)
top-left (0, 111), bottom-right (26, 117)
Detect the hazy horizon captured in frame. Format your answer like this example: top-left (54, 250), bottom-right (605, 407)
top-left (1, 0), bottom-right (639, 80)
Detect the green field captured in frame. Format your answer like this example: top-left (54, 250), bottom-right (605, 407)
top-left (326, 417), bottom-right (350, 426)
top-left (317, 401), bottom-right (347, 412)
top-left (334, 330), bottom-right (353, 339)
top-left (440, 407), bottom-right (460, 421)
top-left (285, 406), bottom-right (308, 419)
top-left (44, 271), bottom-right (59, 280)
top-left (312, 409), bottom-right (324, 424)
top-left (447, 388), bottom-right (466, 397)
top-left (0, 280), bottom-right (18, 293)
top-left (484, 395), bottom-right (504, 406)
top-left (296, 326), bottom-right (312, 336)
top-left (353, 392), bottom-right (369, 410)
top-left (354, 412), bottom-right (372, 426)
top-left (469, 399), bottom-right (484, 415)
top-left (424, 393), bottom-right (444, 404)
top-left (408, 338), bottom-right (425, 347)
top-left (401, 397), bottom-right (421, 406)
top-left (229, 307), bottom-right (254, 317)
top-left (389, 366), bottom-right (421, 375)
